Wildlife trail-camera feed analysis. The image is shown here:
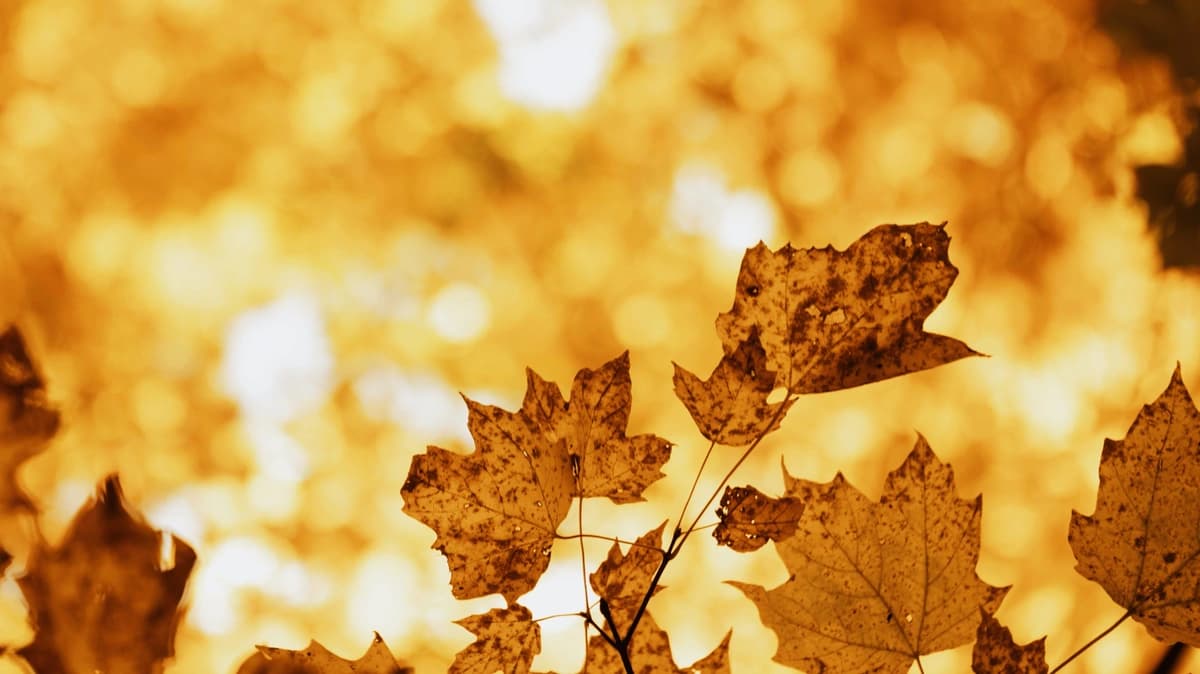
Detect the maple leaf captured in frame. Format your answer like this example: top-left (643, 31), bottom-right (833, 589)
top-left (715, 223), bottom-right (978, 394)
top-left (0, 326), bottom-right (60, 515)
top-left (730, 436), bottom-right (1007, 674)
top-left (581, 614), bottom-right (731, 674)
top-left (712, 484), bottom-right (804, 552)
top-left (236, 633), bottom-right (412, 673)
top-left (17, 476), bottom-right (197, 674)
top-left (1069, 364), bottom-right (1200, 645)
top-left (402, 353), bottom-right (670, 602)
top-left (590, 523), bottom-right (667, 630)
top-left (582, 524), bottom-right (729, 673)
top-left (450, 605), bottom-right (540, 674)
top-left (971, 610), bottom-right (1047, 674)
top-left (673, 335), bottom-right (794, 446)
top-left (523, 352), bottom-right (671, 503)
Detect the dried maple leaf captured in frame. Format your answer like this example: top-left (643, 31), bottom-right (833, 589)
top-left (673, 335), bottom-right (794, 446)
top-left (523, 352), bottom-right (672, 503)
top-left (581, 615), bottom-right (730, 674)
top-left (971, 610), bottom-right (1047, 674)
top-left (17, 476), bottom-right (196, 674)
top-left (1069, 365), bottom-right (1200, 645)
top-left (730, 436), bottom-right (1007, 674)
top-left (582, 524), bottom-right (728, 673)
top-left (590, 524), bottom-right (667, 630)
top-left (236, 633), bottom-right (411, 674)
top-left (450, 605), bottom-right (540, 674)
top-left (0, 326), bottom-right (60, 515)
top-left (712, 484), bottom-right (804, 552)
top-left (715, 223), bottom-right (978, 394)
top-left (402, 353), bottom-right (670, 602)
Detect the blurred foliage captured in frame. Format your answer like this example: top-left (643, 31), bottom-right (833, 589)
top-left (0, 0), bottom-right (1199, 672)
top-left (1099, 0), bottom-right (1200, 267)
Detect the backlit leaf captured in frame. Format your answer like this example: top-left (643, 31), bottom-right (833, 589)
top-left (673, 335), bottom-right (794, 446)
top-left (590, 523), bottom-right (667, 630)
top-left (581, 614), bottom-right (730, 674)
top-left (715, 223), bottom-right (978, 394)
top-left (402, 353), bottom-right (670, 602)
top-left (236, 633), bottom-right (411, 673)
top-left (971, 610), bottom-right (1047, 674)
top-left (451, 605), bottom-right (540, 674)
top-left (17, 476), bottom-right (196, 674)
top-left (713, 484), bottom-right (804, 552)
top-left (731, 436), bottom-right (1007, 673)
top-left (1069, 364), bottom-right (1200, 645)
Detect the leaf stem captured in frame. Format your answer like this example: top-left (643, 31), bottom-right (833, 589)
top-left (1048, 611), bottom-right (1131, 674)
top-left (555, 532), bottom-right (664, 550)
top-left (677, 393), bottom-right (798, 551)
top-left (610, 392), bottom-right (797, 670)
top-left (675, 439), bottom-right (717, 536)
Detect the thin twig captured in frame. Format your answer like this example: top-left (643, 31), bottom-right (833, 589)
top-left (675, 439), bottom-right (717, 535)
top-left (1048, 611), bottom-right (1132, 674)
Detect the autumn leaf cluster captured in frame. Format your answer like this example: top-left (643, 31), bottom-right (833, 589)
top-left (2, 223), bottom-right (1199, 674)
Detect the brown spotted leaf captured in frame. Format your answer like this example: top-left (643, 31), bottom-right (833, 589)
top-left (715, 223), bottom-right (978, 394)
top-left (1069, 365), bottom-right (1200, 645)
top-left (971, 610), bottom-right (1047, 674)
top-left (524, 352), bottom-right (671, 503)
top-left (730, 436), bottom-right (1008, 674)
top-left (17, 476), bottom-right (196, 674)
top-left (0, 326), bottom-right (60, 515)
top-left (236, 633), bottom-right (412, 673)
top-left (590, 523), bottom-right (667, 630)
top-left (451, 605), bottom-right (540, 674)
top-left (673, 335), bottom-right (794, 445)
top-left (713, 484), bottom-right (804, 552)
top-left (402, 354), bottom-right (669, 603)
top-left (581, 614), bottom-right (730, 674)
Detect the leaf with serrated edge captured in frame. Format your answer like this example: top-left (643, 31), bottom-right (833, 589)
top-left (590, 523), bottom-right (667, 630)
top-left (526, 352), bottom-right (672, 503)
top-left (451, 605), bottom-right (539, 674)
top-left (730, 436), bottom-right (1007, 674)
top-left (0, 326), bottom-right (60, 515)
top-left (236, 633), bottom-right (411, 673)
top-left (1070, 364), bottom-right (1200, 645)
top-left (402, 353), bottom-right (670, 602)
top-left (402, 395), bottom-right (572, 602)
top-left (716, 223), bottom-right (978, 394)
top-left (18, 476), bottom-right (196, 674)
top-left (971, 610), bottom-right (1047, 674)
top-left (581, 614), bottom-right (729, 674)
top-left (713, 484), bottom-right (804, 552)
top-left (673, 335), bottom-right (794, 445)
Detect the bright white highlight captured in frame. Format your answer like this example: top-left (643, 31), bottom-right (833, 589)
top-left (670, 163), bottom-right (776, 251)
top-left (472, 0), bottom-right (615, 111)
top-left (220, 293), bottom-right (335, 423)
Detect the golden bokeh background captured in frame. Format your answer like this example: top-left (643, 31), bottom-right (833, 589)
top-left (1, 0), bottom-right (1199, 672)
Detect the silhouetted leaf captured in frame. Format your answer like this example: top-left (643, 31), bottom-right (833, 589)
top-left (17, 476), bottom-right (196, 674)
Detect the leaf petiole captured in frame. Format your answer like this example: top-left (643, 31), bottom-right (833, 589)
top-left (1048, 611), bottom-right (1131, 673)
